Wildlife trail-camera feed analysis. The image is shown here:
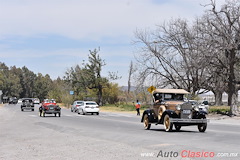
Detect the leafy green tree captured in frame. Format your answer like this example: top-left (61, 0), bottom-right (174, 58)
top-left (19, 66), bottom-right (36, 98)
top-left (86, 48), bottom-right (107, 105)
top-left (33, 73), bottom-right (53, 100)
top-left (48, 77), bottom-right (68, 102)
top-left (0, 63), bottom-right (22, 97)
top-left (102, 83), bottom-right (120, 104)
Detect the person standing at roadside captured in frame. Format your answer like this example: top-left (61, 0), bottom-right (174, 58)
top-left (135, 100), bottom-right (141, 116)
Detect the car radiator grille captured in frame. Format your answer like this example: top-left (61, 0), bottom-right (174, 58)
top-left (180, 102), bottom-right (192, 119)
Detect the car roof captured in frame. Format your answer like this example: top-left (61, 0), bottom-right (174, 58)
top-left (153, 89), bottom-right (189, 94)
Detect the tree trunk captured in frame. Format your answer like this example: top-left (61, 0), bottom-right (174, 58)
top-left (229, 91), bottom-right (238, 116)
top-left (98, 84), bottom-right (103, 106)
top-left (214, 91), bottom-right (223, 106)
top-left (227, 49), bottom-right (236, 116)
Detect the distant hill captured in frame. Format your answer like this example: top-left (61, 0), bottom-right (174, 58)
top-left (120, 86), bottom-right (137, 92)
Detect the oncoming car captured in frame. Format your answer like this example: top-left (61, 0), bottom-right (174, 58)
top-left (39, 99), bottom-right (61, 117)
top-left (141, 88), bottom-right (209, 132)
top-left (78, 101), bottom-right (99, 115)
top-left (21, 98), bottom-right (34, 111)
top-left (33, 98), bottom-right (40, 104)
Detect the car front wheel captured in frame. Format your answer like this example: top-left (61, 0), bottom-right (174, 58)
top-left (164, 114), bottom-right (173, 132)
top-left (198, 122), bottom-right (207, 132)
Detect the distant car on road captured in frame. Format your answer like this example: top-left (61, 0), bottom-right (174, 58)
top-left (33, 98), bottom-right (40, 104)
top-left (39, 99), bottom-right (61, 117)
top-left (71, 100), bottom-right (84, 112)
top-left (78, 101), bottom-right (99, 115)
top-left (17, 98), bottom-right (23, 104)
top-left (21, 98), bottom-right (34, 111)
top-left (189, 100), bottom-right (209, 114)
top-left (9, 97), bottom-right (18, 104)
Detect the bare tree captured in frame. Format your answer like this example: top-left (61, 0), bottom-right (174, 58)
top-left (127, 61), bottom-right (136, 94)
top-left (202, 0), bottom-right (240, 115)
top-left (134, 18), bottom-right (210, 97)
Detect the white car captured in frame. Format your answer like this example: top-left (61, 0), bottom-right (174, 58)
top-left (33, 98), bottom-right (40, 104)
top-left (71, 101), bottom-right (84, 112)
top-left (78, 101), bottom-right (99, 115)
top-left (189, 100), bottom-right (209, 113)
top-left (17, 99), bottom-right (23, 104)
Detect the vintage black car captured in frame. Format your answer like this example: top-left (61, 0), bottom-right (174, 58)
top-left (39, 99), bottom-right (61, 117)
top-left (21, 98), bottom-right (34, 111)
top-left (141, 88), bottom-right (209, 132)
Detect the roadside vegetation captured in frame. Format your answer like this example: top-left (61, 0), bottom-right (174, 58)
top-left (101, 103), bottom-right (150, 112)
top-left (208, 106), bottom-right (234, 115)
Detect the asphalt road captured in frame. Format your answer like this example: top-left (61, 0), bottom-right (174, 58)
top-left (0, 104), bottom-right (239, 160)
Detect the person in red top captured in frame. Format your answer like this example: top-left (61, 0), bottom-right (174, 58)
top-left (135, 100), bottom-right (141, 116)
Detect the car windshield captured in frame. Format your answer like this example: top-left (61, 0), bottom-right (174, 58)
top-left (86, 102), bottom-right (97, 105)
top-left (163, 93), bottom-right (184, 101)
top-left (77, 102), bottom-right (83, 105)
top-left (23, 99), bottom-right (32, 102)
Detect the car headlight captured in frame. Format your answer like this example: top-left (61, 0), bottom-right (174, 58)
top-left (176, 104), bottom-right (181, 111)
top-left (193, 105), bottom-right (199, 111)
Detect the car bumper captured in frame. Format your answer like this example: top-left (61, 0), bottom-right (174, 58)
top-left (44, 110), bottom-right (61, 114)
top-left (170, 118), bottom-right (209, 123)
top-left (22, 107), bottom-right (34, 109)
top-left (84, 108), bottom-right (99, 113)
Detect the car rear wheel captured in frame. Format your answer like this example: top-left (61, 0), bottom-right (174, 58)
top-left (143, 114), bottom-right (151, 130)
top-left (174, 124), bottom-right (181, 131)
top-left (59, 113), bottom-right (61, 117)
top-left (96, 112), bottom-right (99, 115)
top-left (164, 114), bottom-right (173, 132)
top-left (54, 113), bottom-right (56, 117)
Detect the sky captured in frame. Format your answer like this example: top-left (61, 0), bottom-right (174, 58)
top-left (0, 0), bottom-right (225, 86)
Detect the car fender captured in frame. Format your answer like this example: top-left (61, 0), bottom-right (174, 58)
top-left (159, 110), bottom-right (178, 124)
top-left (193, 110), bottom-right (207, 119)
top-left (141, 109), bottom-right (157, 123)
